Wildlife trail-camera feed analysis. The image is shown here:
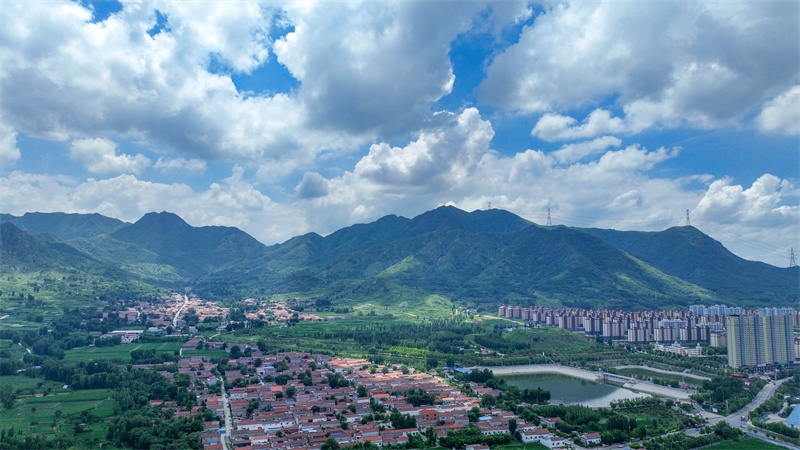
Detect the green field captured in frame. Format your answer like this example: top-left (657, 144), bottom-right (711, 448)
top-left (64, 341), bottom-right (183, 361)
top-left (0, 388), bottom-right (116, 440)
top-left (708, 435), bottom-right (783, 449)
top-left (182, 349), bottom-right (228, 359)
top-left (0, 376), bottom-right (71, 396)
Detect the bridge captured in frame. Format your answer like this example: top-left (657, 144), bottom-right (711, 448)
top-left (601, 372), bottom-right (637, 385)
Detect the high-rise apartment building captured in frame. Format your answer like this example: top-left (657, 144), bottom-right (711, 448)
top-left (726, 315), bottom-right (793, 368)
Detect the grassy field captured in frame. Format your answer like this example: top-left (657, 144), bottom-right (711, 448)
top-left (0, 388), bottom-right (116, 440)
top-left (182, 349), bottom-right (228, 359)
top-left (0, 376), bottom-right (72, 396)
top-left (504, 326), bottom-right (595, 353)
top-left (708, 435), bottom-right (783, 449)
top-left (64, 341), bottom-right (183, 361)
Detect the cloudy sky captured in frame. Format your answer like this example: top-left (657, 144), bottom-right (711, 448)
top-left (1, 1), bottom-right (798, 266)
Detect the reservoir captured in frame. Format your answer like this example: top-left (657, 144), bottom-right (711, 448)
top-left (501, 373), bottom-right (650, 408)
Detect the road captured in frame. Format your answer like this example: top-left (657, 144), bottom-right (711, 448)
top-left (218, 374), bottom-right (233, 450)
top-left (685, 378), bottom-right (791, 447)
top-left (172, 294), bottom-right (188, 328)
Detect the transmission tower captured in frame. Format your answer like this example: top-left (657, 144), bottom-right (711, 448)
top-left (487, 201), bottom-right (491, 210)
top-left (546, 208), bottom-right (552, 227)
top-left (685, 209), bottom-right (691, 227)
top-left (790, 247), bottom-right (797, 268)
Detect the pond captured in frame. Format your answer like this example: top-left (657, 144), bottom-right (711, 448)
top-left (501, 373), bottom-right (650, 408)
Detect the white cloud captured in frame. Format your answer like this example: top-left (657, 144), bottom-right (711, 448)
top-left (549, 136), bottom-right (621, 164)
top-left (275, 1), bottom-right (483, 137)
top-left (0, 1), bottom-right (491, 176)
top-left (532, 110), bottom-right (628, 142)
top-left (0, 1), bottom-right (346, 172)
top-left (693, 174), bottom-right (799, 226)
top-left (482, 1), bottom-right (799, 132)
top-left (350, 108), bottom-right (493, 193)
top-left (0, 123), bottom-right (20, 167)
top-left (153, 157), bottom-right (207, 173)
top-left (756, 85), bottom-right (800, 136)
top-left (69, 138), bottom-right (151, 175)
top-left (295, 172), bottom-right (329, 199)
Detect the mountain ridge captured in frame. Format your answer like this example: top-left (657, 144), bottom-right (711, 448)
top-left (1, 208), bottom-right (796, 309)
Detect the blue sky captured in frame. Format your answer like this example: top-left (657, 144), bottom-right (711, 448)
top-left (0, 0), bottom-right (798, 266)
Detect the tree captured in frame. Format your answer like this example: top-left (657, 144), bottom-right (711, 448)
top-left (321, 437), bottom-right (340, 450)
top-left (229, 345), bottom-right (242, 359)
top-left (0, 384), bottom-right (15, 409)
top-left (357, 385), bottom-right (368, 397)
top-left (508, 418), bottom-right (517, 436)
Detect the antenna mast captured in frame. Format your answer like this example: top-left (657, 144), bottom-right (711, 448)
top-left (790, 248), bottom-right (797, 268)
top-left (546, 208), bottom-right (552, 227)
top-left (685, 209), bottom-right (691, 227)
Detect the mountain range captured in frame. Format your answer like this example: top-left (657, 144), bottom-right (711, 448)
top-left (2, 207), bottom-right (797, 310)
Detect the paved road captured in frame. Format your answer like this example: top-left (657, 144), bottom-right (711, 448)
top-left (218, 374), bottom-right (233, 450)
top-left (685, 378), bottom-right (789, 445)
top-left (172, 294), bottom-right (188, 328)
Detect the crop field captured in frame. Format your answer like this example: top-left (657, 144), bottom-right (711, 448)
top-left (0, 388), bottom-right (116, 438)
top-left (0, 376), bottom-right (71, 396)
top-left (64, 341), bottom-right (182, 361)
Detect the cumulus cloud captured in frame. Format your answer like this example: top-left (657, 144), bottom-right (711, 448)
top-left (756, 85), bottom-right (800, 136)
top-left (482, 1), bottom-right (799, 132)
top-left (693, 174), bottom-right (799, 226)
top-left (549, 136), bottom-right (621, 164)
top-left (153, 157), bottom-right (207, 173)
top-left (0, 123), bottom-right (20, 167)
top-left (0, 1), bottom-right (351, 172)
top-left (275, 1), bottom-right (483, 137)
top-left (532, 110), bottom-right (628, 142)
top-left (351, 108), bottom-right (493, 193)
top-left (295, 172), bottom-right (329, 199)
top-left (69, 138), bottom-right (151, 175)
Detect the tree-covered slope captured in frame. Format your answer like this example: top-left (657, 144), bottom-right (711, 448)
top-left (0, 212), bottom-right (129, 240)
top-left (577, 226), bottom-right (799, 305)
top-left (0, 222), bottom-right (129, 279)
top-left (109, 212), bottom-right (268, 277)
top-left (308, 224), bottom-right (712, 309)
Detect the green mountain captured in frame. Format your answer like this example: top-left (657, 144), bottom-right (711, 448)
top-left (577, 226), bottom-right (799, 305)
top-left (2, 207), bottom-right (796, 310)
top-left (109, 212), bottom-right (268, 277)
top-left (0, 212), bottom-right (128, 240)
top-left (0, 222), bottom-right (126, 278)
top-left (282, 220), bottom-right (712, 310)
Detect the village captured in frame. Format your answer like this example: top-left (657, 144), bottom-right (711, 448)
top-left (134, 347), bottom-right (599, 450)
